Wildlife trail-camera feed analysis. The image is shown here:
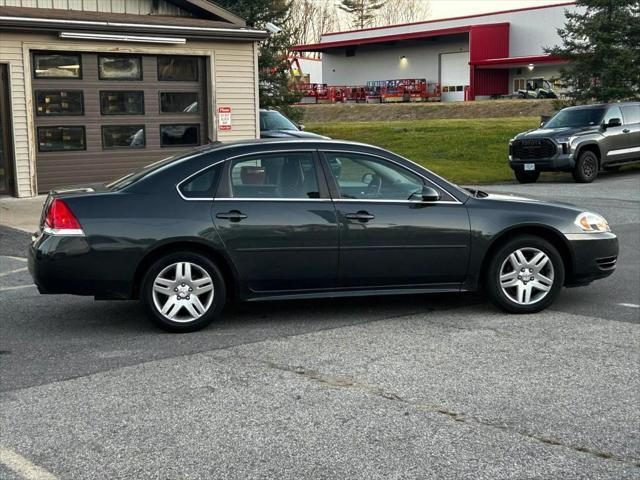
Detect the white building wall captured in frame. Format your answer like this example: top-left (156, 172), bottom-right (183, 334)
top-left (297, 57), bottom-right (323, 84)
top-left (322, 37), bottom-right (469, 86)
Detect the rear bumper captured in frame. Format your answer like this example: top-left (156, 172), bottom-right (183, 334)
top-left (565, 232), bottom-right (618, 286)
top-left (28, 232), bottom-right (131, 299)
top-left (509, 153), bottom-right (574, 172)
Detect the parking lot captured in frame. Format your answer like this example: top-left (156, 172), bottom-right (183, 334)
top-left (1, 172), bottom-right (638, 479)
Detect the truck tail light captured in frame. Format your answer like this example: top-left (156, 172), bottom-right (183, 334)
top-left (44, 198), bottom-right (84, 235)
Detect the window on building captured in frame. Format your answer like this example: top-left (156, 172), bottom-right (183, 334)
top-left (33, 53), bottom-right (81, 79)
top-left (160, 92), bottom-right (199, 113)
top-left (98, 55), bottom-right (142, 80)
top-left (102, 125), bottom-right (145, 149)
top-left (100, 91), bottom-right (144, 115)
top-left (229, 153), bottom-right (319, 199)
top-left (160, 124), bottom-right (200, 147)
top-left (35, 90), bottom-right (83, 116)
top-left (37, 126), bottom-right (85, 152)
top-left (513, 78), bottom-right (526, 92)
top-left (157, 56), bottom-right (198, 81)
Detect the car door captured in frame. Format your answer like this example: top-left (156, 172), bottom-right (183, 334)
top-left (601, 106), bottom-right (633, 162)
top-left (620, 105), bottom-right (640, 159)
top-left (212, 150), bottom-right (339, 293)
top-left (320, 150), bottom-right (471, 289)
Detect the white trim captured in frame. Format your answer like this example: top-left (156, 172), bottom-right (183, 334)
top-left (59, 32), bottom-right (186, 44)
top-left (607, 146), bottom-right (640, 157)
top-left (43, 227), bottom-right (85, 236)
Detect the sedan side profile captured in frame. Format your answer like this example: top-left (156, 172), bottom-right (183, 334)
top-left (29, 139), bottom-right (618, 332)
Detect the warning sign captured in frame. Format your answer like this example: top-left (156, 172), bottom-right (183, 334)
top-left (218, 106), bottom-right (232, 131)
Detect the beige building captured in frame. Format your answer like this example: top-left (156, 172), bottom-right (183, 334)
top-left (0, 0), bottom-right (266, 197)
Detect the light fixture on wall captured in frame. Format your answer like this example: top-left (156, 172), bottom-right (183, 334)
top-left (400, 55), bottom-right (407, 62)
top-left (528, 63), bottom-right (535, 71)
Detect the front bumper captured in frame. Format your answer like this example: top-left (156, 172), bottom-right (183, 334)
top-left (509, 153), bottom-right (574, 172)
top-left (564, 232), bottom-right (618, 286)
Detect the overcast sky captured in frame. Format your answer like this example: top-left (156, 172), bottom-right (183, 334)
top-left (428, 0), bottom-right (568, 20)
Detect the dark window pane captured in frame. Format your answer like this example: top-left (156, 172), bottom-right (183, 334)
top-left (100, 91), bottom-right (144, 115)
top-left (35, 90), bottom-right (83, 116)
top-left (230, 153), bottom-right (319, 199)
top-left (102, 125), bottom-right (145, 149)
top-left (158, 56), bottom-right (198, 81)
top-left (179, 164), bottom-right (221, 198)
top-left (98, 55), bottom-right (142, 80)
top-left (33, 53), bottom-right (81, 78)
top-left (160, 124), bottom-right (200, 146)
top-left (37, 126), bottom-right (85, 152)
top-left (160, 92), bottom-right (199, 113)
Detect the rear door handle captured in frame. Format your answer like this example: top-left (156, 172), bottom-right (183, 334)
top-left (216, 210), bottom-right (247, 222)
top-left (345, 211), bottom-right (375, 222)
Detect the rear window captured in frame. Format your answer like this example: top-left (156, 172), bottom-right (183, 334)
top-left (622, 105), bottom-right (640, 124)
top-left (107, 144), bottom-right (217, 190)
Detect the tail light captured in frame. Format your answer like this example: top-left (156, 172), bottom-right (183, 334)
top-left (43, 198), bottom-right (84, 235)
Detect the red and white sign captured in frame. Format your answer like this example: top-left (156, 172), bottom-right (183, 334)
top-left (218, 106), bottom-right (232, 131)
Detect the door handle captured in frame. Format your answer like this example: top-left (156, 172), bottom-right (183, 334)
top-left (622, 128), bottom-right (630, 133)
top-left (345, 211), bottom-right (375, 222)
top-left (216, 210), bottom-right (247, 222)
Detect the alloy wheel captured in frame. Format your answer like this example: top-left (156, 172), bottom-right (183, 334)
top-left (152, 262), bottom-right (214, 322)
top-left (499, 247), bottom-right (555, 305)
top-left (582, 156), bottom-right (597, 178)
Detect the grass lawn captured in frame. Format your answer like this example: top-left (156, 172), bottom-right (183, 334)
top-left (306, 117), bottom-right (540, 184)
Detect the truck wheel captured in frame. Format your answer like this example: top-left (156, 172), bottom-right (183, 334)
top-left (514, 170), bottom-right (540, 184)
top-left (572, 151), bottom-right (598, 183)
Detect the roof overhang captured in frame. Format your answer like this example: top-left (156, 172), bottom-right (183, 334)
top-left (470, 55), bottom-right (569, 69)
top-left (291, 24), bottom-right (502, 52)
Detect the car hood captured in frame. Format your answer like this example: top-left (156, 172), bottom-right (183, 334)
top-left (477, 191), bottom-right (583, 213)
top-left (516, 126), bottom-right (599, 139)
top-left (261, 130), bottom-right (330, 139)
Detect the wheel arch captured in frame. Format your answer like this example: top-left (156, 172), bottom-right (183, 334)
top-left (131, 239), bottom-right (238, 300)
top-left (575, 142), bottom-right (602, 167)
top-left (478, 224), bottom-right (574, 288)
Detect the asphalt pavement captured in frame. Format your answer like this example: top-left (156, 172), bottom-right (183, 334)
top-left (0, 171), bottom-right (638, 479)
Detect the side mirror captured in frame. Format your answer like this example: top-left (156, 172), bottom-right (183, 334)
top-left (605, 118), bottom-right (622, 128)
top-left (421, 186), bottom-right (440, 202)
top-left (540, 121), bottom-right (547, 128)
top-left (298, 124), bottom-right (305, 131)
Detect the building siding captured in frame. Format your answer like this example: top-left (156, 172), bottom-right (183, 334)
top-left (0, 31), bottom-right (259, 196)
top-left (0, 0), bottom-right (193, 16)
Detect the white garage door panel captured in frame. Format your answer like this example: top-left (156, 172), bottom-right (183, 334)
top-left (441, 52), bottom-right (469, 102)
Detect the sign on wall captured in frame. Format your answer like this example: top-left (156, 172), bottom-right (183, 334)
top-left (218, 106), bottom-right (232, 131)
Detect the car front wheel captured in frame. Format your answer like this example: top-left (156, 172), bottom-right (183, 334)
top-left (514, 170), bottom-right (540, 184)
top-left (485, 235), bottom-right (564, 313)
top-left (141, 252), bottom-right (226, 332)
top-left (572, 150), bottom-right (599, 183)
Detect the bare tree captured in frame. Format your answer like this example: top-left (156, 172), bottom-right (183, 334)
top-left (288, 0), bottom-right (341, 45)
top-left (375, 0), bottom-right (431, 26)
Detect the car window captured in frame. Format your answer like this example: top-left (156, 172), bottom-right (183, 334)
top-left (229, 152), bottom-right (319, 199)
top-left (324, 152), bottom-right (424, 201)
top-left (544, 107), bottom-right (606, 128)
top-left (603, 106), bottom-right (623, 125)
top-left (621, 105), bottom-right (640, 124)
top-left (179, 164), bottom-right (222, 199)
top-left (260, 111), bottom-right (298, 131)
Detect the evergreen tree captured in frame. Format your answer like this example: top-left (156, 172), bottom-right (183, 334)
top-left (214, 0), bottom-right (302, 121)
top-left (339, 0), bottom-right (385, 29)
top-left (546, 0), bottom-right (640, 102)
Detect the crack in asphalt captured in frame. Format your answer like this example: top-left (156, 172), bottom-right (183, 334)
top-left (263, 361), bottom-right (640, 469)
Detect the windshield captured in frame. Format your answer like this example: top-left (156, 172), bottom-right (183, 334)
top-left (545, 107), bottom-right (606, 128)
top-left (260, 111), bottom-right (298, 131)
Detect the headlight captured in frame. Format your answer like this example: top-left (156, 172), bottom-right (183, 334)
top-left (574, 212), bottom-right (611, 232)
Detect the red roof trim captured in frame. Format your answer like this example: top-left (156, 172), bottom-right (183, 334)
top-left (470, 55), bottom-right (569, 66)
top-left (321, 1), bottom-right (575, 37)
top-left (291, 23), bottom-right (509, 52)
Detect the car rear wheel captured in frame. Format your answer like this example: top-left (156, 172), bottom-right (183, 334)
top-left (572, 151), bottom-right (599, 183)
top-left (141, 252), bottom-right (226, 332)
top-left (514, 170), bottom-right (540, 184)
top-left (485, 235), bottom-right (564, 313)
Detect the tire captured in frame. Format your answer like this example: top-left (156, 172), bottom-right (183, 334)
top-left (514, 170), bottom-right (540, 184)
top-left (572, 150), bottom-right (599, 183)
top-left (141, 251), bottom-right (226, 332)
top-left (485, 235), bottom-right (565, 314)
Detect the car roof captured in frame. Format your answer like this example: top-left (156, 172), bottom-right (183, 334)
top-left (199, 138), bottom-right (376, 151)
top-left (564, 102), bottom-right (639, 110)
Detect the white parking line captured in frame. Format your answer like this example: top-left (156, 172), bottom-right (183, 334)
top-left (0, 284), bottom-right (35, 292)
top-left (4, 256), bottom-right (28, 263)
top-left (617, 303), bottom-right (640, 309)
top-left (0, 447), bottom-right (58, 480)
top-left (0, 267), bottom-right (28, 277)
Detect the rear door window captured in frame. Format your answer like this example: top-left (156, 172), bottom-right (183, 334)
top-left (621, 105), bottom-right (640, 124)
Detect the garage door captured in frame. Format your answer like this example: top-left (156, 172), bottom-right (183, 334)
top-left (32, 52), bottom-right (208, 192)
top-left (440, 52), bottom-right (470, 102)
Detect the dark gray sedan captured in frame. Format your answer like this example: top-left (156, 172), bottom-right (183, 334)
top-left (29, 139), bottom-right (618, 332)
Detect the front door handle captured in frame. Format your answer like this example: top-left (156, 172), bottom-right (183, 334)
top-left (345, 211), bottom-right (375, 222)
top-left (216, 210), bottom-right (247, 222)
top-left (622, 128), bottom-right (630, 133)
